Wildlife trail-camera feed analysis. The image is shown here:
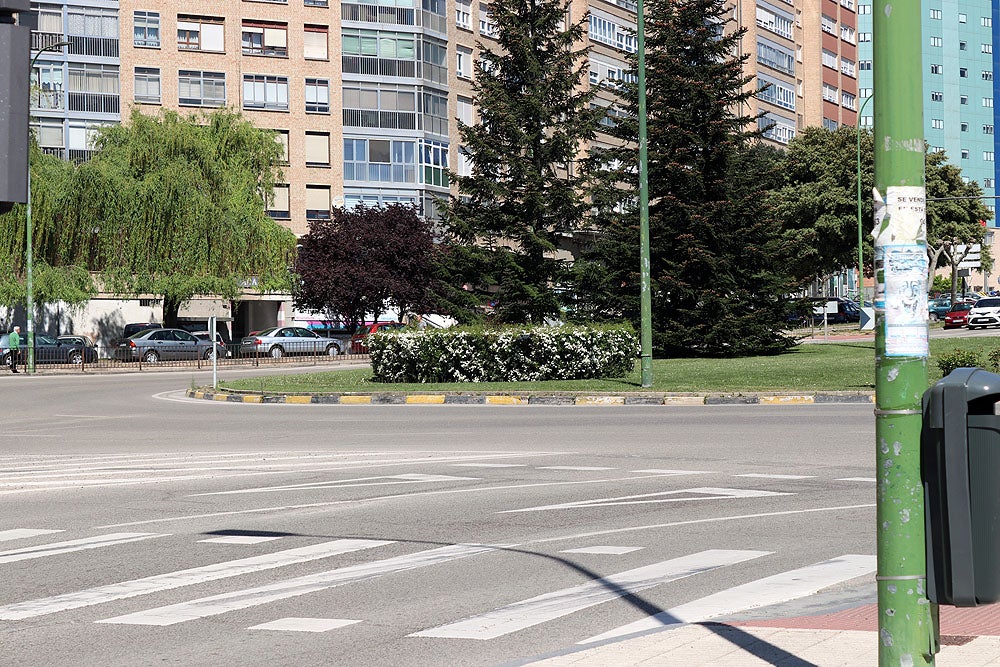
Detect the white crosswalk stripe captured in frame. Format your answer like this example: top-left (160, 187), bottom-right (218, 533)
top-left (97, 543), bottom-right (502, 626)
top-left (0, 533), bottom-right (163, 565)
top-left (0, 538), bottom-right (391, 620)
top-left (409, 549), bottom-right (769, 640)
top-left (579, 554), bottom-right (877, 644)
top-left (0, 529), bottom-right (63, 542)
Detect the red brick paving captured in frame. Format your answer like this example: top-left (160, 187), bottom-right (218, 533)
top-left (731, 603), bottom-right (1000, 636)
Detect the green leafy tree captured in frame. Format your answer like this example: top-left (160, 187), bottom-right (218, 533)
top-left (441, 0), bottom-right (606, 323)
top-left (3, 108), bottom-right (296, 326)
top-left (576, 0), bottom-right (799, 356)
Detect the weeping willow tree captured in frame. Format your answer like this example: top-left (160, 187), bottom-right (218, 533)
top-left (0, 108), bottom-right (296, 325)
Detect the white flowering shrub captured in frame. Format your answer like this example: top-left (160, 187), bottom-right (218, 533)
top-left (368, 324), bottom-right (638, 383)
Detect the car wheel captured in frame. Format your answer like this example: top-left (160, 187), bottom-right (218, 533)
top-left (325, 344), bottom-right (340, 356)
top-left (1, 353), bottom-right (9, 367)
top-left (928, 313), bottom-right (938, 322)
top-left (68, 351), bottom-right (83, 365)
top-left (269, 345), bottom-right (284, 359)
top-left (143, 350), bottom-right (160, 363)
top-left (203, 348), bottom-right (217, 361)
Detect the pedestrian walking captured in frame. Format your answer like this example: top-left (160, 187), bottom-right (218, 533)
top-left (8, 325), bottom-right (20, 373)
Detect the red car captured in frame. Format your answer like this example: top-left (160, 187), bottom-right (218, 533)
top-left (943, 302), bottom-right (975, 329)
top-left (350, 321), bottom-right (405, 353)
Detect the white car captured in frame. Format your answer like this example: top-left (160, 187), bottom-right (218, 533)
top-left (966, 298), bottom-right (1000, 329)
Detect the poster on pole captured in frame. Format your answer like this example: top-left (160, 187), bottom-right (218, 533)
top-left (882, 244), bottom-right (928, 356)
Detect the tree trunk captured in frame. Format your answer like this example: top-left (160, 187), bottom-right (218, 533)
top-left (162, 296), bottom-right (181, 328)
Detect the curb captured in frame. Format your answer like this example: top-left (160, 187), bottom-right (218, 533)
top-left (185, 389), bottom-right (876, 406)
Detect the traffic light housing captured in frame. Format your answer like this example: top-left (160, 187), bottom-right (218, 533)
top-left (0, 0), bottom-right (31, 209)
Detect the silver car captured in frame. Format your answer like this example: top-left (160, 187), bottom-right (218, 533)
top-left (116, 328), bottom-right (226, 362)
top-left (240, 326), bottom-right (345, 358)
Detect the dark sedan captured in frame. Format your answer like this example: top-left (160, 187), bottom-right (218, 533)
top-left (116, 328), bottom-right (226, 362)
top-left (1, 332), bottom-right (98, 366)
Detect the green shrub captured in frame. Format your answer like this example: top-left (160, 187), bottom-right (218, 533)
top-left (368, 324), bottom-right (638, 383)
top-left (937, 348), bottom-right (983, 377)
top-left (988, 348), bottom-right (1000, 373)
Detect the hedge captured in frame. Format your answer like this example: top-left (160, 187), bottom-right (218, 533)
top-left (368, 324), bottom-right (638, 383)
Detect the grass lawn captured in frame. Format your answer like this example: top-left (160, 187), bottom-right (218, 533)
top-left (216, 335), bottom-right (1000, 395)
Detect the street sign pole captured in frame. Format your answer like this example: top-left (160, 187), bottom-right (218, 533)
top-left (873, 0), bottom-right (937, 662)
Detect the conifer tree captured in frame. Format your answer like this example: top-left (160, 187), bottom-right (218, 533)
top-left (442, 0), bottom-right (606, 323)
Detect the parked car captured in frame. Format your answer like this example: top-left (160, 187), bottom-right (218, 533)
top-left (116, 327), bottom-right (226, 362)
top-left (122, 322), bottom-right (162, 339)
top-left (239, 326), bottom-right (345, 358)
top-left (967, 297), bottom-right (1000, 330)
top-left (350, 321), bottom-right (405, 354)
top-left (192, 331), bottom-right (232, 357)
top-left (943, 303), bottom-right (975, 329)
top-left (807, 298), bottom-right (860, 325)
top-left (1, 332), bottom-right (98, 366)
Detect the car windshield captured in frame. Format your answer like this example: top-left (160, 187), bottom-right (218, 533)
top-left (35, 335), bottom-right (57, 345)
top-left (255, 328), bottom-right (279, 337)
top-left (975, 298), bottom-right (1000, 308)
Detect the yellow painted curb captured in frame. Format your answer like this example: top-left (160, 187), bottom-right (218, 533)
top-left (213, 394), bottom-right (230, 402)
top-left (760, 395), bottom-right (815, 405)
top-left (406, 394), bottom-right (446, 404)
top-left (193, 391), bottom-right (205, 400)
top-left (242, 395), bottom-right (263, 403)
top-left (662, 396), bottom-right (706, 406)
top-left (485, 395), bottom-right (529, 405)
top-left (339, 395), bottom-right (372, 404)
top-left (575, 396), bottom-right (626, 406)
top-left (285, 395), bottom-right (313, 404)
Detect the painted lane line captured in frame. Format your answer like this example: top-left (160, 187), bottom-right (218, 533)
top-left (409, 549), bottom-right (770, 640)
top-left (630, 469), bottom-right (709, 475)
top-left (0, 533), bottom-right (163, 565)
top-left (838, 477), bottom-right (877, 482)
top-left (579, 554), bottom-right (877, 644)
top-left (0, 539), bottom-right (390, 621)
top-left (539, 466), bottom-right (616, 471)
top-left (500, 488), bottom-right (792, 513)
top-left (560, 546), bottom-right (643, 555)
top-left (450, 463), bottom-right (527, 468)
top-left (734, 474), bottom-right (816, 480)
top-left (97, 543), bottom-right (500, 626)
top-left (190, 473), bottom-right (478, 497)
top-left (198, 536), bottom-right (282, 545)
top-left (249, 617), bottom-right (361, 633)
top-left (0, 529), bottom-right (64, 542)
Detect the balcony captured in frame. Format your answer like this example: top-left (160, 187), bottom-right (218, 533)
top-left (343, 108), bottom-right (418, 130)
top-left (69, 149), bottom-right (95, 163)
top-left (31, 90), bottom-right (65, 111)
top-left (342, 55), bottom-right (416, 78)
top-left (67, 35), bottom-right (119, 59)
top-left (342, 2), bottom-right (415, 25)
top-left (68, 92), bottom-right (120, 115)
top-left (31, 32), bottom-right (66, 53)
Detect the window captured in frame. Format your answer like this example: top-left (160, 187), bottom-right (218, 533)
top-left (305, 185), bottom-right (331, 220)
top-left (177, 16), bottom-right (224, 52)
top-left (985, 125), bottom-right (995, 135)
top-left (984, 71), bottom-right (994, 81)
top-left (757, 75), bottom-right (795, 110)
top-left (268, 185), bottom-right (290, 219)
top-left (931, 119), bottom-right (944, 129)
top-left (421, 139), bottom-right (449, 187)
top-left (457, 147), bottom-right (472, 177)
top-left (241, 21), bottom-right (288, 57)
top-left (343, 138), bottom-right (417, 183)
top-left (859, 87), bottom-right (872, 98)
top-left (305, 78), bottom-right (329, 113)
top-left (36, 6), bottom-right (62, 34)
top-left (342, 82), bottom-right (418, 129)
top-left (478, 3), bottom-right (496, 37)
top-left (67, 7), bottom-right (118, 39)
top-left (840, 0), bottom-right (854, 10)
top-left (930, 91), bottom-right (943, 101)
top-left (341, 28), bottom-right (419, 77)
top-left (960, 68), bottom-right (968, 77)
top-left (759, 112), bottom-right (795, 144)
top-left (960, 41), bottom-right (967, 50)
top-left (756, 4), bottom-right (793, 40)
top-left (305, 132), bottom-right (330, 166)
top-left (757, 39), bottom-right (794, 75)
top-left (31, 63), bottom-right (64, 110)
top-left (986, 178), bottom-right (995, 188)
top-left (930, 64), bottom-right (943, 74)
top-left (178, 70), bottom-right (225, 107)
top-left (986, 98), bottom-right (995, 108)
top-left (840, 25), bottom-right (855, 43)
top-left (858, 3), bottom-right (870, 13)
top-left (456, 0), bottom-right (471, 28)
top-left (858, 32), bottom-right (871, 42)
top-left (589, 11), bottom-right (635, 52)
top-left (303, 25), bottom-right (328, 59)
top-left (275, 130), bottom-right (289, 163)
top-left (961, 150), bottom-right (970, 159)
top-left (67, 64), bottom-right (120, 113)
top-left (930, 36), bottom-right (942, 47)
top-left (958, 13), bottom-right (966, 23)
top-left (841, 91), bottom-right (856, 110)
top-left (134, 67), bottom-right (160, 104)
top-left (960, 95), bottom-right (968, 105)
top-left (823, 118), bottom-right (838, 131)
top-left (929, 8), bottom-right (941, 19)
top-left (822, 83), bottom-right (838, 103)
top-left (985, 151), bottom-right (995, 162)
top-left (820, 14), bottom-right (836, 34)
top-left (859, 60), bottom-right (872, 71)
top-left (840, 57), bottom-right (856, 77)
top-left (133, 11), bottom-right (160, 48)
top-left (457, 96), bottom-right (473, 125)
top-left (961, 123), bottom-right (968, 132)
top-left (983, 17), bottom-right (992, 27)
top-left (457, 46), bottom-right (472, 78)
top-left (305, 0), bottom-right (328, 6)
top-left (242, 74), bottom-right (289, 111)
top-left (984, 44), bottom-right (993, 54)
top-left (822, 49), bottom-right (838, 69)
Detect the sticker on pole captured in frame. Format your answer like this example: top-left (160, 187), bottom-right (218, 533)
top-left (881, 244), bottom-right (928, 356)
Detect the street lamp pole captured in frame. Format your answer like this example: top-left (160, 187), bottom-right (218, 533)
top-left (25, 40), bottom-right (70, 374)
top-left (857, 94), bottom-right (872, 310)
top-left (636, 0), bottom-right (652, 387)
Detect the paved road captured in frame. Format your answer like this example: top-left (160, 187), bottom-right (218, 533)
top-left (0, 369), bottom-right (877, 666)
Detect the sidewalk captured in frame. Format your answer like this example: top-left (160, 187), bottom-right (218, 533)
top-left (524, 602), bottom-right (1000, 666)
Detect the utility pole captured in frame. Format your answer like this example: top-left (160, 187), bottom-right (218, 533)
top-left (636, 0), bottom-right (652, 388)
top-left (872, 0), bottom-right (937, 663)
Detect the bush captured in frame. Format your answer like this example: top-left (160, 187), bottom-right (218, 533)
top-left (368, 324), bottom-right (638, 383)
top-left (989, 348), bottom-right (1000, 373)
top-left (937, 348), bottom-right (983, 377)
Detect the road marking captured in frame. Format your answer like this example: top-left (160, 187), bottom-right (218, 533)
top-left (539, 466), bottom-right (616, 471)
top-left (0, 539), bottom-right (390, 621)
top-left (838, 477), bottom-right (877, 482)
top-left (560, 546), bottom-right (643, 555)
top-left (734, 474), bottom-right (816, 480)
top-left (450, 463), bottom-right (527, 468)
top-left (198, 536), bottom-right (282, 545)
top-left (249, 617), bottom-right (361, 632)
top-left (189, 473), bottom-right (478, 496)
top-left (630, 469), bottom-right (709, 475)
top-left (0, 533), bottom-right (163, 565)
top-left (410, 549), bottom-right (769, 640)
top-left (0, 529), bottom-right (63, 542)
top-left (579, 554), bottom-right (877, 644)
top-left (501, 488), bottom-right (792, 513)
top-left (98, 543), bottom-right (500, 626)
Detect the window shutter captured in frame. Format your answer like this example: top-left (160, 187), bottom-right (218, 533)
top-left (305, 133), bottom-right (329, 164)
top-left (305, 186), bottom-right (330, 211)
top-left (263, 28), bottom-right (287, 48)
top-left (303, 30), bottom-right (327, 59)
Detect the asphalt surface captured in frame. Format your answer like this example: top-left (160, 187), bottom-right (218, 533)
top-left (0, 369), bottom-right (877, 666)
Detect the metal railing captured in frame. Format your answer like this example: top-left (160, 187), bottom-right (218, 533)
top-left (67, 35), bottom-right (119, 58)
top-left (68, 92), bottom-right (119, 114)
top-left (342, 108), bottom-right (418, 130)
